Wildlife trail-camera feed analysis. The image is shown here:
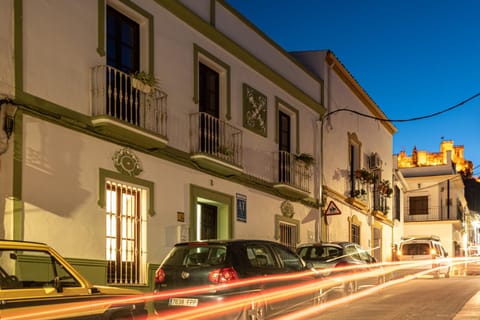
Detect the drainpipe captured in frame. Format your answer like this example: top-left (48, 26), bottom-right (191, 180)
top-left (317, 53), bottom-right (335, 242)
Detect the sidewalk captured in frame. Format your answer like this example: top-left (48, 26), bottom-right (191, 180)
top-left (453, 291), bottom-right (480, 320)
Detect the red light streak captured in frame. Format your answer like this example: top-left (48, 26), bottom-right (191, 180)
top-left (8, 257), bottom-right (478, 320)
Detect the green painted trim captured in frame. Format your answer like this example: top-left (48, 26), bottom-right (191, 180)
top-left (14, 0), bottom-right (23, 95)
top-left (17, 93), bottom-right (91, 126)
top-left (98, 168), bottom-right (156, 217)
top-left (209, 0), bottom-right (215, 26)
top-left (154, 0), bottom-right (325, 116)
top-left (13, 111), bottom-right (23, 240)
top-left (97, 0), bottom-right (105, 56)
top-left (189, 184), bottom-right (234, 240)
top-left (217, 0), bottom-right (325, 91)
top-left (119, 0), bottom-right (155, 73)
top-left (274, 214), bottom-right (301, 244)
top-left (193, 44), bottom-right (231, 120)
top-left (275, 97), bottom-right (300, 154)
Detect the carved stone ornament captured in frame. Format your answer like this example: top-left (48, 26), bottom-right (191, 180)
top-left (280, 200), bottom-right (295, 218)
top-left (113, 148), bottom-right (143, 177)
top-left (243, 83), bottom-right (267, 137)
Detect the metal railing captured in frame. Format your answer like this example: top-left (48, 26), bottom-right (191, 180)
top-left (404, 205), bottom-right (463, 222)
top-left (189, 112), bottom-right (243, 168)
top-left (91, 65), bottom-right (168, 138)
top-left (274, 151), bottom-right (311, 193)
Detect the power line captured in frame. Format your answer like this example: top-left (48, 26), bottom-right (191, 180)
top-left (324, 92), bottom-right (480, 123)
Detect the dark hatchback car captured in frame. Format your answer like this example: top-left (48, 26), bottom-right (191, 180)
top-left (153, 239), bottom-right (322, 319)
top-left (297, 242), bottom-right (384, 295)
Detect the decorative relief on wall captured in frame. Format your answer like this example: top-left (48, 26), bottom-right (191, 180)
top-left (280, 200), bottom-right (295, 218)
top-left (243, 83), bottom-right (267, 137)
top-left (113, 148), bottom-right (143, 177)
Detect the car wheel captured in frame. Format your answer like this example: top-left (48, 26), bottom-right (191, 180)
top-left (343, 281), bottom-right (357, 295)
top-left (377, 274), bottom-right (385, 285)
top-left (433, 271), bottom-right (440, 279)
top-left (247, 299), bottom-right (267, 320)
top-left (445, 268), bottom-right (450, 278)
top-left (313, 288), bottom-right (327, 305)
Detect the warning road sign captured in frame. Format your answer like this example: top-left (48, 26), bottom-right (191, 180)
top-left (324, 201), bottom-right (341, 216)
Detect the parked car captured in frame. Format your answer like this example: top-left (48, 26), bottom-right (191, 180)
top-left (396, 235), bottom-right (451, 278)
top-left (153, 239), bottom-right (323, 319)
top-left (296, 242), bottom-right (384, 295)
top-left (0, 240), bottom-right (147, 319)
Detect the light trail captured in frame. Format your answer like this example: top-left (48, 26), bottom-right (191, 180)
top-left (7, 256), bottom-right (480, 319)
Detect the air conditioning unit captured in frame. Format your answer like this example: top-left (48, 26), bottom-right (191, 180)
top-left (369, 153), bottom-right (382, 169)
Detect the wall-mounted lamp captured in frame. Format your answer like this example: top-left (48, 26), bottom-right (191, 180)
top-left (1, 101), bottom-right (17, 138)
top-left (0, 101), bottom-right (18, 155)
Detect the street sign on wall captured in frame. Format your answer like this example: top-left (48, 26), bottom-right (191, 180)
top-left (324, 201), bottom-right (341, 216)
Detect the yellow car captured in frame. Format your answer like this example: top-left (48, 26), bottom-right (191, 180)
top-left (0, 240), bottom-right (147, 319)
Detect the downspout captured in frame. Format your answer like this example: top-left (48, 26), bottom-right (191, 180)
top-left (318, 54), bottom-right (335, 242)
top-left (447, 179), bottom-right (450, 219)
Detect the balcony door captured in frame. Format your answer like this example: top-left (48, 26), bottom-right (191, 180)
top-left (199, 63), bottom-right (220, 154)
top-left (278, 111), bottom-right (291, 183)
top-left (106, 6), bottom-right (140, 125)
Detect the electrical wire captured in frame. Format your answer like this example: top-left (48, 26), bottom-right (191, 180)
top-left (323, 92), bottom-right (480, 123)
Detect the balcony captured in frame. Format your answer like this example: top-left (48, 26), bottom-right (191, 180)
top-left (90, 65), bottom-right (168, 151)
top-left (404, 205), bottom-right (463, 222)
top-left (272, 151), bottom-right (312, 200)
top-left (189, 112), bottom-right (243, 176)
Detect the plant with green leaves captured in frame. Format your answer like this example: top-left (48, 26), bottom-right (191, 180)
top-left (132, 71), bottom-right (158, 87)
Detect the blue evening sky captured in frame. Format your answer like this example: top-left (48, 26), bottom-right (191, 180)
top-left (226, 0), bottom-right (480, 176)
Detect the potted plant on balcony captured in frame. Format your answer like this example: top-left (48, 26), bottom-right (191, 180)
top-left (218, 145), bottom-right (233, 157)
top-left (131, 71), bottom-right (158, 94)
top-left (294, 153), bottom-right (315, 168)
top-left (378, 179), bottom-right (393, 197)
top-left (355, 168), bottom-right (377, 184)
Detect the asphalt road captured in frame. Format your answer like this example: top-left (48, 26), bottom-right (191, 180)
top-left (310, 275), bottom-right (480, 320)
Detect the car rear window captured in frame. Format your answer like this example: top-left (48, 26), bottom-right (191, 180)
top-left (162, 245), bottom-right (227, 267)
top-left (401, 243), bottom-right (430, 255)
top-left (298, 245), bottom-right (341, 260)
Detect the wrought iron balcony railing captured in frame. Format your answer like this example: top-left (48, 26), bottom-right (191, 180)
top-left (404, 205), bottom-right (463, 222)
top-left (91, 65), bottom-right (168, 138)
top-left (274, 151), bottom-right (312, 194)
top-left (189, 112), bottom-right (243, 168)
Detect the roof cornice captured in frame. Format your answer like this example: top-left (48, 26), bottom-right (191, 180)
top-left (326, 51), bottom-right (397, 135)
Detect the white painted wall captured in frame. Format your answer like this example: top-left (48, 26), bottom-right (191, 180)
top-left (403, 223), bottom-right (456, 257)
top-left (20, 115), bottom-right (317, 261)
top-left (0, 0), bottom-right (14, 97)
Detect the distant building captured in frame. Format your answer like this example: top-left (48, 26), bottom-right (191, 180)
top-left (394, 141), bottom-right (474, 257)
top-left (396, 140), bottom-right (473, 177)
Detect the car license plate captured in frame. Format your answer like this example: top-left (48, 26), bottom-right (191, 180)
top-left (168, 297), bottom-right (199, 307)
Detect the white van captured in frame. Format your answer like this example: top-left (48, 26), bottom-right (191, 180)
top-left (396, 235), bottom-right (451, 279)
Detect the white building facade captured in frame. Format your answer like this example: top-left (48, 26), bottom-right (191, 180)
top-left (292, 51), bottom-right (398, 262)
top-left (0, 0), bottom-right (329, 289)
top-left (0, 0), bottom-right (402, 290)
top-left (395, 155), bottom-right (468, 257)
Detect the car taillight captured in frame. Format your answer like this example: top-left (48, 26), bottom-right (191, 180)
top-left (155, 267), bottom-right (166, 283)
top-left (334, 261), bottom-right (350, 269)
top-left (208, 267), bottom-right (239, 283)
